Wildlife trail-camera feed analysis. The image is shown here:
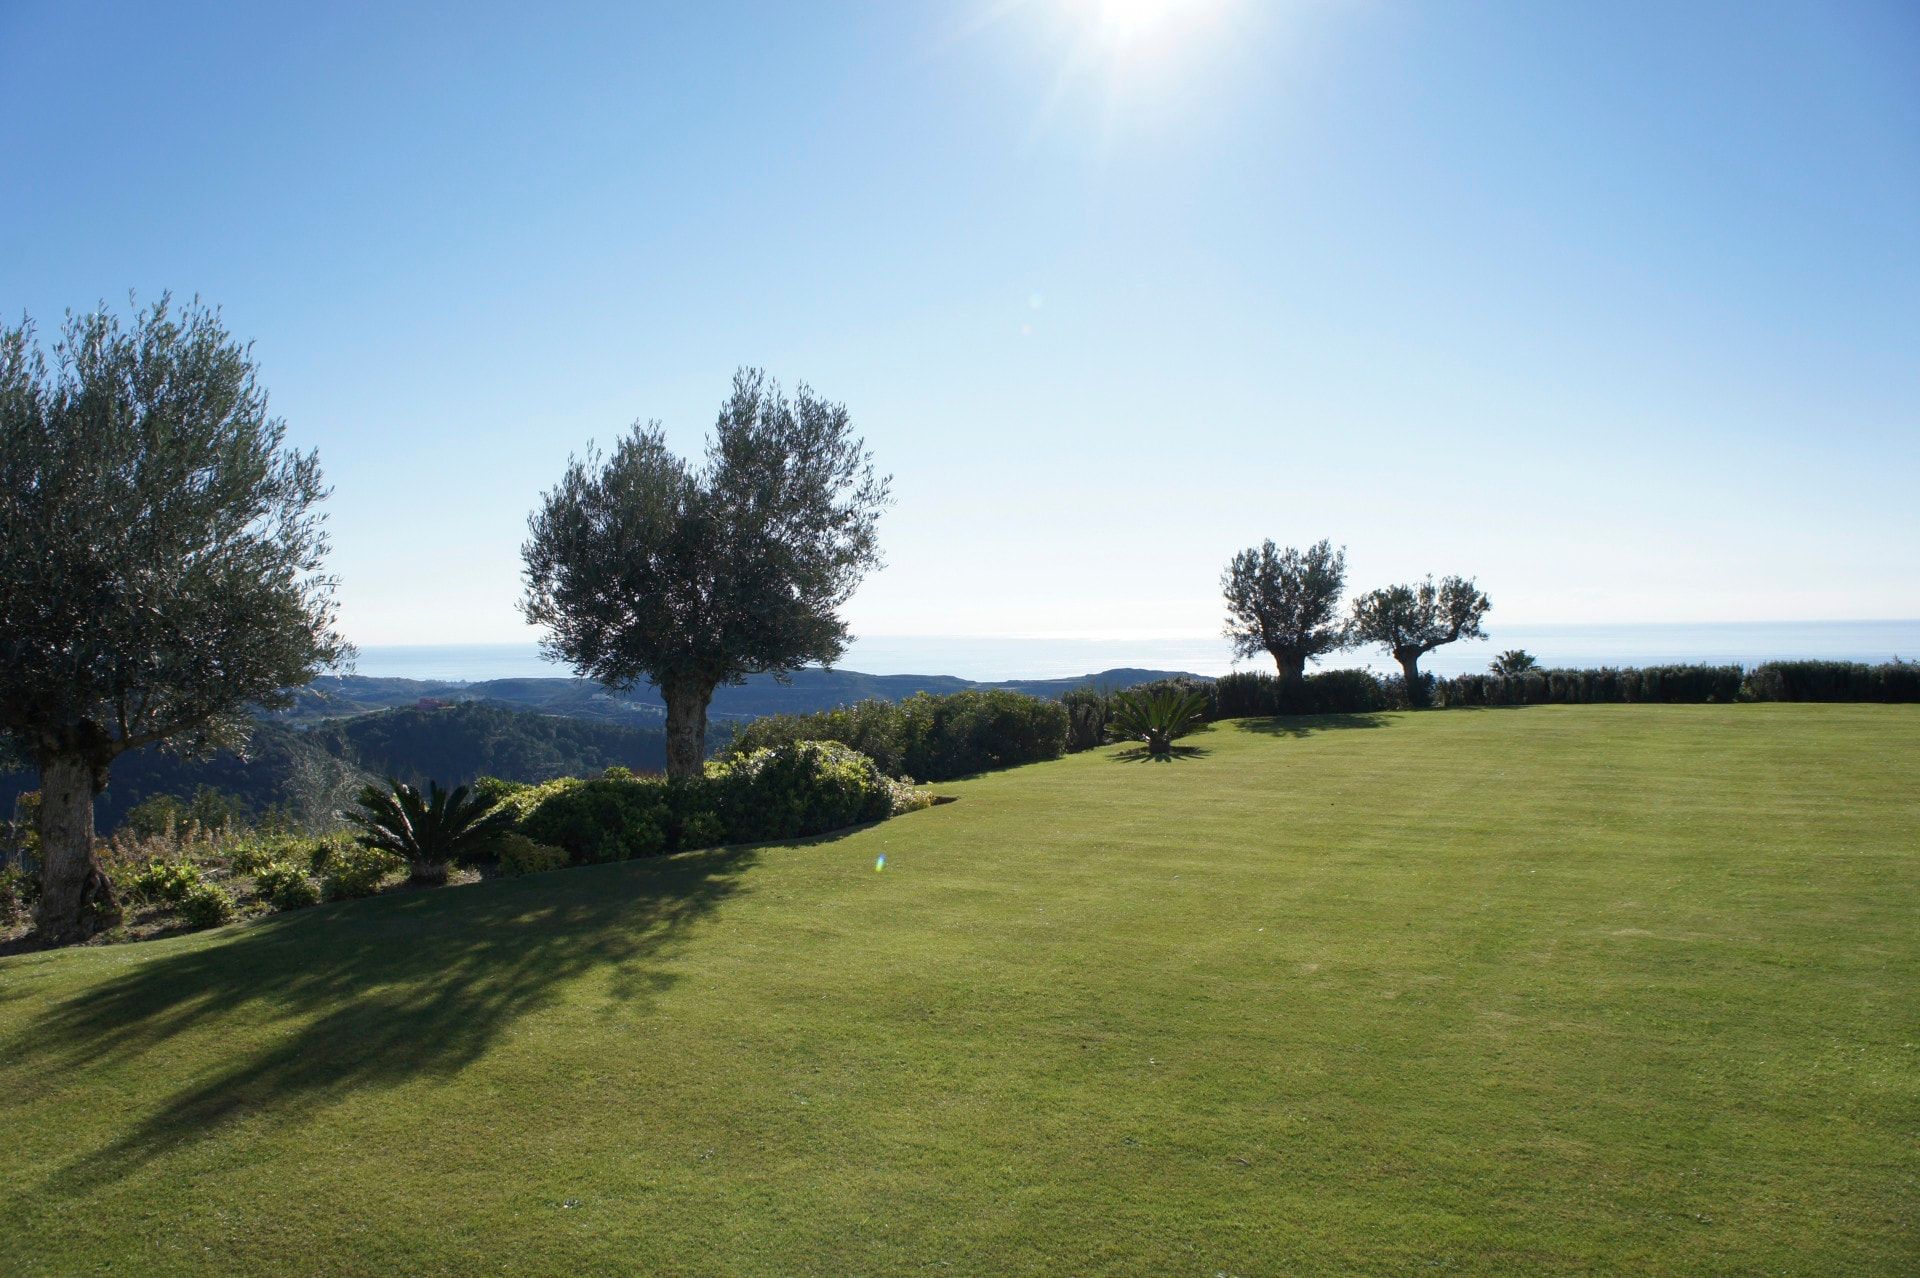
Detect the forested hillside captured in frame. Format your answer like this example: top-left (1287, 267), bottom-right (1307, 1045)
top-left (0, 704), bottom-right (670, 834)
top-left (305, 701), bottom-right (671, 786)
top-left (3, 668), bottom-right (1193, 834)
top-left (278, 667), bottom-right (1194, 725)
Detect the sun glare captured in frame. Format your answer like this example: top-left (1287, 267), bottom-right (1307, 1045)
top-left (1074, 0), bottom-right (1219, 48)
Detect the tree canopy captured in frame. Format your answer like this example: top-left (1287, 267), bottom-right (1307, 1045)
top-left (522, 369), bottom-right (889, 776)
top-left (1348, 576), bottom-right (1492, 703)
top-left (1221, 539), bottom-right (1349, 681)
top-left (0, 296), bottom-right (347, 940)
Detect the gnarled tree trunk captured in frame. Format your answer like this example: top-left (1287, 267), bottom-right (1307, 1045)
top-left (1270, 648), bottom-right (1308, 685)
top-left (32, 752), bottom-right (121, 944)
top-left (1397, 650), bottom-right (1430, 708)
top-left (660, 676), bottom-right (716, 779)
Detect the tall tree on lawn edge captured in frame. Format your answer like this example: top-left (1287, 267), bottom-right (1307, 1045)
top-left (1221, 539), bottom-right (1350, 685)
top-left (521, 369), bottom-right (890, 778)
top-left (1348, 576), bottom-right (1492, 706)
top-left (0, 297), bottom-right (349, 943)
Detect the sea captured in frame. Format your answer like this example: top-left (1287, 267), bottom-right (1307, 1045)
top-left (350, 620), bottom-right (1920, 684)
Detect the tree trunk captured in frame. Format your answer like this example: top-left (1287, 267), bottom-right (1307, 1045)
top-left (1270, 649), bottom-right (1308, 685)
top-left (661, 677), bottom-right (716, 779)
top-left (32, 753), bottom-right (122, 944)
top-left (1397, 652), bottom-right (1430, 708)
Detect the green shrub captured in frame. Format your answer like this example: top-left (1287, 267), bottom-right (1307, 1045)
top-left (1061, 688), bottom-right (1110, 752)
top-left (320, 844), bottom-right (404, 900)
top-left (518, 776), bottom-right (669, 862)
top-left (122, 794), bottom-right (187, 841)
top-left (119, 857), bottom-right (206, 906)
top-left (727, 690), bottom-right (1068, 782)
top-left (886, 777), bottom-right (937, 814)
top-left (677, 809), bottom-right (728, 851)
top-left (254, 860), bottom-right (320, 911)
top-left (488, 743), bottom-right (915, 865)
top-left (471, 775), bottom-right (533, 807)
top-left (723, 699), bottom-right (907, 772)
top-left (495, 832), bottom-right (571, 876)
top-left (177, 881), bottom-right (236, 929)
top-left (302, 832), bottom-right (357, 876)
top-left (227, 831), bottom-right (337, 876)
top-left (710, 740), bottom-right (895, 842)
top-left (0, 864), bottom-right (36, 922)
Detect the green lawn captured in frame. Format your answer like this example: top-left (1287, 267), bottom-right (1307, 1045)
top-left (2, 705), bottom-right (1915, 1275)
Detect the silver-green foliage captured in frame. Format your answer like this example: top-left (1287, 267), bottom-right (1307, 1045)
top-left (521, 369), bottom-right (890, 777)
top-left (0, 296), bottom-right (348, 942)
top-left (1348, 576), bottom-right (1492, 703)
top-left (1221, 539), bottom-right (1350, 681)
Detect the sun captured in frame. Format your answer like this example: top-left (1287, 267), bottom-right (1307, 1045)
top-left (1072, 0), bottom-right (1220, 48)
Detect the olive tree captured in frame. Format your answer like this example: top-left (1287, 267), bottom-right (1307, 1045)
top-left (1348, 576), bottom-right (1491, 704)
top-left (522, 369), bottom-right (889, 778)
top-left (1221, 538), bottom-right (1350, 683)
top-left (0, 298), bottom-right (348, 943)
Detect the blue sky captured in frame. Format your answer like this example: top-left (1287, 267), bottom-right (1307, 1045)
top-left (3, 0), bottom-right (1916, 646)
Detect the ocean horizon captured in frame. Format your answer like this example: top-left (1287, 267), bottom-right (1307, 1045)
top-left (347, 620), bottom-right (1920, 684)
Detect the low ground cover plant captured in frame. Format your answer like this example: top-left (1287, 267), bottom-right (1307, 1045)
top-left (320, 844), bottom-right (406, 900)
top-left (118, 857), bottom-right (210, 907)
top-left (0, 865), bottom-right (37, 924)
top-left (176, 881), bottom-right (236, 929)
top-left (494, 832), bottom-right (570, 877)
top-left (253, 861), bottom-right (321, 911)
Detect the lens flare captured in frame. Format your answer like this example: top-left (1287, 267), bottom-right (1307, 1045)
top-left (875, 854), bottom-right (887, 872)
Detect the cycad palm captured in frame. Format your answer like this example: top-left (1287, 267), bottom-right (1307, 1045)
top-left (343, 779), bottom-right (514, 885)
top-left (1106, 687), bottom-right (1210, 757)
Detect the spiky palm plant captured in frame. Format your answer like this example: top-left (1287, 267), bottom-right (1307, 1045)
top-left (1490, 649), bottom-right (1540, 677)
top-left (343, 779), bottom-right (514, 885)
top-left (1105, 687), bottom-right (1211, 757)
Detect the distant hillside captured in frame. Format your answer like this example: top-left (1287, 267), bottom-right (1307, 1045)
top-left (5, 667), bottom-right (1192, 834)
top-left (305, 701), bottom-right (672, 787)
top-left (280, 666), bottom-right (1198, 725)
top-left (0, 722), bottom-right (371, 835)
top-left (0, 704), bottom-right (673, 834)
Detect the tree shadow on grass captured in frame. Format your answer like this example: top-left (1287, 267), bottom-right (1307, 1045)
top-left (1111, 744), bottom-right (1213, 763)
top-left (4, 840), bottom-right (783, 1193)
top-left (1235, 712), bottom-right (1390, 739)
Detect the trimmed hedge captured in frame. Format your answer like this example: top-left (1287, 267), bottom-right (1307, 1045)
top-left (1214, 669), bottom-right (1401, 717)
top-left (1435, 665), bottom-right (1745, 707)
top-left (1744, 660), bottom-right (1920, 702)
top-left (1196, 660), bottom-right (1917, 718)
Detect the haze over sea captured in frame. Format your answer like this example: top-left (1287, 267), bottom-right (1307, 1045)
top-left (353, 620), bottom-right (1920, 685)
